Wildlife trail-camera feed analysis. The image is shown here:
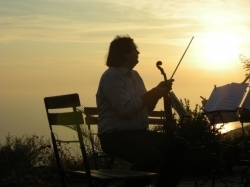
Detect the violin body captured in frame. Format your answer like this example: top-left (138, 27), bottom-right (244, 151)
top-left (163, 94), bottom-right (175, 136)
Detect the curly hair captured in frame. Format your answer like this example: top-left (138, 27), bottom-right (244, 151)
top-left (106, 35), bottom-right (134, 67)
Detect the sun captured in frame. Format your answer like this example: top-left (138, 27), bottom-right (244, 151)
top-left (202, 32), bottom-right (240, 70)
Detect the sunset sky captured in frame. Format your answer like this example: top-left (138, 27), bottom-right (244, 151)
top-left (1, 0), bottom-right (250, 143)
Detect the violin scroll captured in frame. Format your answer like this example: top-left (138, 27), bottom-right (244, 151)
top-left (156, 61), bottom-right (162, 66)
top-left (155, 61), bottom-right (174, 135)
top-left (156, 61), bottom-right (167, 81)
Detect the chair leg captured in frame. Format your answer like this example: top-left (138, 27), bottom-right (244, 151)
top-left (59, 171), bottom-right (67, 187)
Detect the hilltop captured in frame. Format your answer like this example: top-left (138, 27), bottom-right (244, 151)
top-left (225, 123), bottom-right (250, 137)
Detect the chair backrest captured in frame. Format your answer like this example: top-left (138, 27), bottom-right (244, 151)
top-left (83, 107), bottom-right (99, 155)
top-left (44, 93), bottom-right (92, 185)
top-left (84, 108), bottom-right (166, 126)
top-left (84, 107), bottom-right (166, 151)
top-left (148, 110), bottom-right (165, 126)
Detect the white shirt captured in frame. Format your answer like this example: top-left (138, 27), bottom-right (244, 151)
top-left (96, 66), bottom-right (149, 134)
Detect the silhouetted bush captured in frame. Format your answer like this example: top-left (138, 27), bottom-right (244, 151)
top-left (0, 101), bottom-right (248, 186)
top-left (0, 133), bottom-right (59, 186)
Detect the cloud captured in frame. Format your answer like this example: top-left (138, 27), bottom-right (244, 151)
top-left (0, 0), bottom-right (250, 46)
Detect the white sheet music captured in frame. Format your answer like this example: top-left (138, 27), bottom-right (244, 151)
top-left (204, 82), bottom-right (249, 112)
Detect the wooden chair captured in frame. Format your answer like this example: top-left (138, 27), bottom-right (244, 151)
top-left (44, 93), bottom-right (158, 187)
top-left (83, 107), bottom-right (168, 168)
top-left (83, 107), bottom-right (201, 186)
top-left (148, 110), bottom-right (166, 132)
top-left (82, 107), bottom-right (117, 170)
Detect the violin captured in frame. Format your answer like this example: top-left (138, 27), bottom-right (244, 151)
top-left (156, 61), bottom-right (175, 135)
top-left (156, 36), bottom-right (194, 136)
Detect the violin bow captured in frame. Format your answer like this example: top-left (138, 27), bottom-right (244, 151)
top-left (156, 36), bottom-right (194, 135)
top-left (170, 36), bottom-right (194, 79)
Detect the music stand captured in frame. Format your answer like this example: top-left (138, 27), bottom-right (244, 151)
top-left (201, 82), bottom-right (249, 187)
top-left (238, 88), bottom-right (250, 183)
top-left (201, 110), bottom-right (239, 187)
top-left (239, 89), bottom-right (250, 141)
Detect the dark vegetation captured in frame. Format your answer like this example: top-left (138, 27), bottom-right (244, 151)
top-left (0, 55), bottom-right (249, 186)
top-left (1, 102), bottom-right (249, 186)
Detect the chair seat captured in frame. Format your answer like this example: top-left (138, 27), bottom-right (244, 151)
top-left (64, 168), bottom-right (158, 182)
top-left (98, 169), bottom-right (158, 180)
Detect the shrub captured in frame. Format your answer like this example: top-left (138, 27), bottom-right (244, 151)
top-left (0, 133), bottom-right (56, 186)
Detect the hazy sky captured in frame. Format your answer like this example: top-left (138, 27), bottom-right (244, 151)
top-left (1, 0), bottom-right (250, 143)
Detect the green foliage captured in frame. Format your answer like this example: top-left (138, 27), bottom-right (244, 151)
top-left (0, 133), bottom-right (57, 186)
top-left (240, 54), bottom-right (250, 72)
top-left (240, 54), bottom-right (250, 80)
top-left (150, 98), bottom-right (229, 144)
top-left (175, 99), bottom-right (216, 143)
top-left (66, 124), bottom-right (103, 155)
top-left (55, 140), bottom-right (84, 170)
